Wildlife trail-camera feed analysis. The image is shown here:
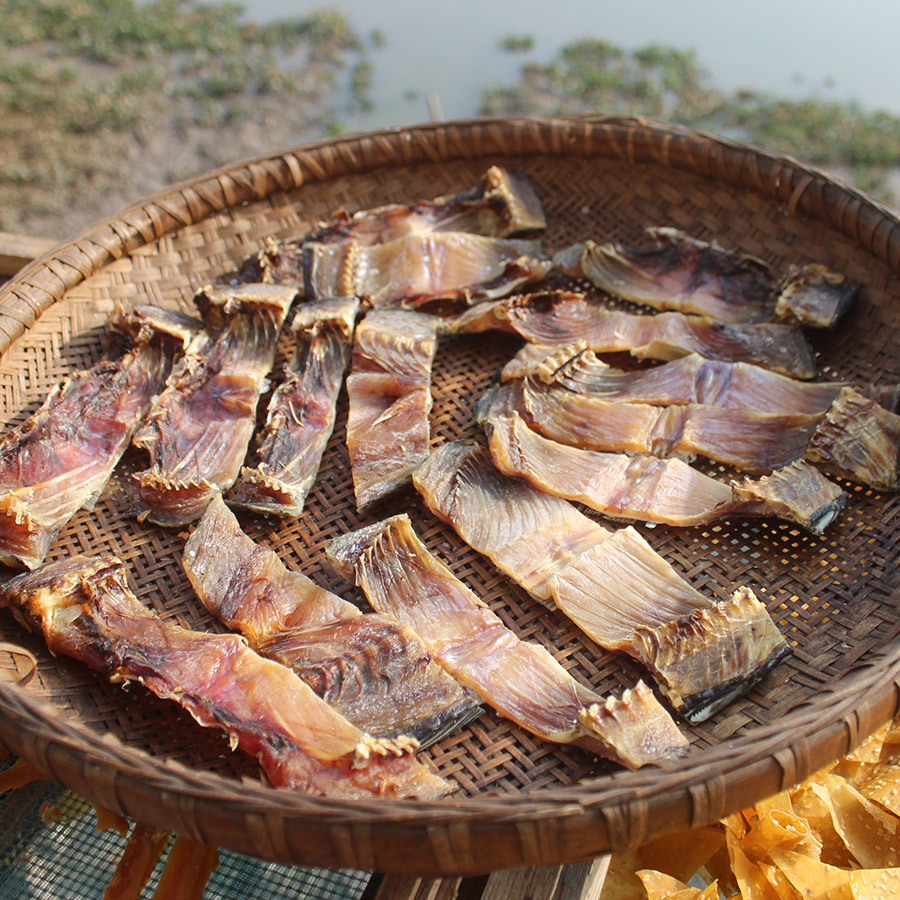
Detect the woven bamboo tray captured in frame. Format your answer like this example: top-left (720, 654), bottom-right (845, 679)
top-left (0, 116), bottom-right (898, 877)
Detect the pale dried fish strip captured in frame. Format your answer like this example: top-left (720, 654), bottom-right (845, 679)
top-left (326, 513), bottom-right (688, 769)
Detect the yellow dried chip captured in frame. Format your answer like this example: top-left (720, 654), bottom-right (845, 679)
top-left (756, 860), bottom-right (800, 900)
top-left (637, 827), bottom-right (725, 885)
top-left (848, 866), bottom-right (900, 898)
top-left (726, 831), bottom-right (782, 900)
top-left (858, 760), bottom-right (900, 818)
top-left (742, 809), bottom-right (811, 861)
top-left (602, 849), bottom-right (647, 900)
top-left (635, 869), bottom-right (692, 899)
top-left (767, 848), bottom-right (854, 900)
top-left (815, 774), bottom-right (900, 868)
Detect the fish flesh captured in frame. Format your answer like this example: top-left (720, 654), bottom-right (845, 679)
top-left (228, 297), bottom-right (360, 516)
top-left (555, 228), bottom-right (856, 327)
top-left (0, 555), bottom-right (449, 800)
top-left (509, 346), bottom-right (845, 415)
top-left (442, 291), bottom-right (817, 379)
top-left (413, 442), bottom-right (790, 722)
top-left (805, 387), bottom-right (900, 491)
top-left (554, 228), bottom-right (776, 323)
top-left (183, 495), bottom-right (482, 746)
top-left (244, 166), bottom-right (546, 286)
top-left (479, 390), bottom-right (846, 533)
top-left (130, 283), bottom-right (297, 526)
top-left (304, 232), bottom-right (551, 311)
top-left (346, 309), bottom-right (439, 510)
top-left (326, 513), bottom-right (688, 769)
top-left (518, 375), bottom-right (822, 473)
top-left (0, 304), bottom-right (201, 569)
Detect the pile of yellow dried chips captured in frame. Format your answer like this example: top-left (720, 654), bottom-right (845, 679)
top-left (602, 714), bottom-right (900, 899)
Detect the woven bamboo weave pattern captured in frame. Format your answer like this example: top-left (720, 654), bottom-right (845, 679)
top-left (0, 117), bottom-right (897, 875)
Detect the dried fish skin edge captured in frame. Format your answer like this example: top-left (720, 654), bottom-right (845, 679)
top-left (631, 587), bottom-right (792, 723)
top-left (326, 513), bottom-right (689, 769)
top-left (773, 263), bottom-right (858, 328)
top-left (0, 555), bottom-right (449, 800)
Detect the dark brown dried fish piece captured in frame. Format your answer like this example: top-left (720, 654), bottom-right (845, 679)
top-left (130, 283), bottom-right (297, 526)
top-left (326, 514), bottom-right (688, 768)
top-left (0, 304), bottom-right (200, 569)
top-left (478, 389), bottom-right (845, 533)
top-left (346, 309), bottom-right (439, 510)
top-left (228, 297), bottom-right (360, 516)
top-left (245, 166), bottom-right (546, 286)
top-left (774, 264), bottom-right (858, 328)
top-left (304, 233), bottom-right (551, 311)
top-left (183, 496), bottom-right (481, 747)
top-left (0, 555), bottom-right (449, 800)
top-left (442, 291), bottom-right (817, 379)
top-left (413, 441), bottom-right (790, 722)
top-left (555, 228), bottom-right (776, 323)
top-left (806, 387), bottom-right (900, 490)
top-left (512, 345), bottom-right (845, 414)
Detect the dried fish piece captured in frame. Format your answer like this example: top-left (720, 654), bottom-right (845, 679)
top-left (183, 496), bottom-right (482, 747)
top-left (346, 309), bottom-right (439, 510)
top-left (229, 297), bottom-right (360, 516)
top-left (0, 304), bottom-right (200, 569)
top-left (519, 375), bottom-right (822, 473)
top-left (413, 442), bottom-right (790, 722)
top-left (774, 264), bottom-right (858, 328)
top-left (555, 228), bottom-right (776, 323)
top-left (130, 283), bottom-right (297, 526)
top-left (513, 346), bottom-right (845, 415)
top-left (0, 555), bottom-right (449, 800)
top-left (326, 513), bottom-right (688, 768)
top-left (442, 291), bottom-right (817, 379)
top-left (806, 387), bottom-right (900, 491)
top-left (479, 392), bottom-right (845, 533)
top-left (246, 166), bottom-right (546, 286)
top-left (304, 232), bottom-right (551, 311)
top-left (556, 229), bottom-right (856, 327)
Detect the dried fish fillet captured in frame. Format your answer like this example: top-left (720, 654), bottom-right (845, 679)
top-left (0, 556), bottom-right (449, 800)
top-left (556, 229), bottom-right (856, 328)
top-left (442, 291), bottom-right (816, 379)
top-left (346, 309), bottom-right (439, 510)
top-left (513, 346), bottom-right (845, 415)
top-left (413, 442), bottom-right (790, 721)
top-left (555, 228), bottom-right (776, 323)
top-left (229, 297), bottom-right (360, 516)
top-left (806, 387), bottom-right (900, 490)
top-left (130, 283), bottom-right (297, 526)
top-left (0, 304), bottom-right (200, 569)
top-left (519, 376), bottom-right (821, 473)
top-left (326, 514), bottom-right (688, 768)
top-left (480, 396), bottom-right (845, 533)
top-left (245, 166), bottom-right (546, 286)
top-left (183, 496), bottom-right (481, 746)
top-left (304, 233), bottom-right (551, 311)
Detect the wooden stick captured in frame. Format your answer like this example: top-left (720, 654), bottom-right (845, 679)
top-left (0, 231), bottom-right (56, 276)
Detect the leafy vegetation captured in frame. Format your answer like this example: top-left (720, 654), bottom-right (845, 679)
top-left (480, 39), bottom-right (900, 204)
top-left (0, 0), bottom-right (373, 235)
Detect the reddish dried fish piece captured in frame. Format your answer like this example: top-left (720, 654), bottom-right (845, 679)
top-left (346, 309), bottom-right (439, 510)
top-left (555, 228), bottom-right (776, 323)
top-left (0, 555), bottom-right (449, 799)
top-left (183, 496), bottom-right (482, 747)
top-left (443, 291), bottom-right (817, 379)
top-left (519, 376), bottom-right (822, 473)
top-left (246, 166), bottom-right (546, 287)
top-left (556, 229), bottom-right (856, 328)
top-left (130, 284), bottom-right (297, 526)
top-left (413, 442), bottom-right (790, 722)
top-left (479, 394), bottom-right (846, 533)
top-left (326, 514), bottom-right (688, 769)
top-left (512, 346), bottom-right (845, 415)
top-left (229, 297), bottom-right (360, 516)
top-left (304, 233), bottom-right (551, 311)
top-left (0, 305), bottom-right (200, 569)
